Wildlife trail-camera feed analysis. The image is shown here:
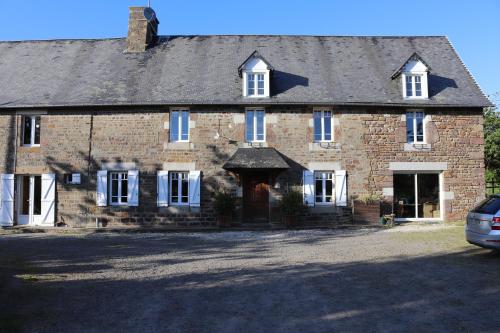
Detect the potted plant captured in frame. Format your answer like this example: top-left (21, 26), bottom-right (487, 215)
top-left (214, 191), bottom-right (236, 227)
top-left (353, 193), bottom-right (382, 224)
top-left (280, 190), bottom-right (304, 227)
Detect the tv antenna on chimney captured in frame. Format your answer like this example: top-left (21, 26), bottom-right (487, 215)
top-left (148, 0), bottom-right (151, 7)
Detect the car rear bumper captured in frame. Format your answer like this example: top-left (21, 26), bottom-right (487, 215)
top-left (466, 229), bottom-right (500, 250)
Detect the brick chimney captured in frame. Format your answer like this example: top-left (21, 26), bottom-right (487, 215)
top-left (126, 6), bottom-right (160, 53)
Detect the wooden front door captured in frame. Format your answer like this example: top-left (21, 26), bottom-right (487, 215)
top-left (243, 173), bottom-right (270, 223)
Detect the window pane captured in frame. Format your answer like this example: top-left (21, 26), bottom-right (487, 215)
top-left (406, 76), bottom-right (413, 97)
top-left (23, 116), bottom-right (32, 145)
top-left (256, 111), bottom-right (264, 141)
top-left (417, 174), bottom-right (440, 218)
top-left (416, 113), bottom-right (424, 142)
top-left (181, 111), bottom-right (189, 141)
top-left (394, 174), bottom-right (416, 218)
top-left (315, 178), bottom-right (323, 203)
top-left (325, 178), bottom-right (333, 197)
top-left (313, 111), bottom-right (322, 141)
top-left (33, 176), bottom-right (42, 215)
top-left (257, 74), bottom-right (265, 95)
top-left (324, 112), bottom-right (332, 141)
top-left (171, 173), bottom-right (179, 203)
top-left (406, 112), bottom-right (414, 143)
top-left (247, 74), bottom-right (255, 95)
top-left (121, 174), bottom-right (128, 203)
top-left (34, 116), bottom-right (41, 145)
top-left (111, 174), bottom-right (119, 203)
top-left (246, 111), bottom-right (254, 141)
top-left (181, 176), bottom-right (189, 203)
top-left (170, 111), bottom-right (179, 142)
top-left (415, 76), bottom-right (422, 96)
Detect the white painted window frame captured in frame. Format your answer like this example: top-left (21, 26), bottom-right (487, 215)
top-left (169, 171), bottom-right (190, 206)
top-left (243, 71), bottom-right (270, 98)
top-left (170, 109), bottom-right (190, 143)
top-left (109, 171), bottom-right (128, 206)
top-left (402, 72), bottom-right (428, 99)
top-left (245, 108), bottom-right (266, 143)
top-left (313, 109), bottom-right (334, 142)
top-left (314, 171), bottom-right (335, 205)
top-left (22, 115), bottom-right (41, 147)
top-left (394, 171), bottom-right (444, 222)
top-left (407, 110), bottom-right (426, 144)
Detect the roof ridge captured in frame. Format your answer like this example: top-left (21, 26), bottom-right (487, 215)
top-left (0, 35), bottom-right (448, 43)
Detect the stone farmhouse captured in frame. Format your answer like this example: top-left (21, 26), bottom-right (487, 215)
top-left (0, 7), bottom-right (492, 227)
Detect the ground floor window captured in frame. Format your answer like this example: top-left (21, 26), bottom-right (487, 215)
top-left (170, 171), bottom-right (189, 205)
top-left (394, 173), bottom-right (441, 219)
top-left (109, 172), bottom-right (128, 205)
top-left (315, 171), bottom-right (334, 204)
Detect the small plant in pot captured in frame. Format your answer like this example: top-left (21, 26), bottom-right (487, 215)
top-left (214, 191), bottom-right (236, 228)
top-left (280, 190), bottom-right (304, 228)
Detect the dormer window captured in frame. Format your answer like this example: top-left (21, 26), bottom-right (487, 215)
top-left (238, 51), bottom-right (273, 98)
top-left (392, 53), bottom-right (430, 100)
top-left (405, 75), bottom-right (423, 97)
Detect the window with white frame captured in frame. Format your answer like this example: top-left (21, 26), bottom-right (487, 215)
top-left (406, 111), bottom-right (425, 143)
top-left (22, 115), bottom-right (41, 146)
top-left (315, 171), bottom-right (334, 204)
top-left (170, 110), bottom-right (189, 142)
top-left (313, 110), bottom-right (333, 142)
top-left (245, 109), bottom-right (265, 142)
top-left (404, 75), bottom-right (423, 98)
top-left (246, 73), bottom-right (266, 97)
top-left (109, 172), bottom-right (128, 206)
top-left (169, 171), bottom-right (189, 205)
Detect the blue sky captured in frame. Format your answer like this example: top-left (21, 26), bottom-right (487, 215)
top-left (1, 0), bottom-right (499, 103)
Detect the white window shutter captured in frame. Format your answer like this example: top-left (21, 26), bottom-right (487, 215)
top-left (96, 170), bottom-right (108, 207)
top-left (41, 173), bottom-right (56, 225)
top-left (335, 170), bottom-right (347, 207)
top-left (189, 170), bottom-right (201, 207)
top-left (303, 170), bottom-right (315, 207)
top-left (0, 174), bottom-right (15, 226)
top-left (157, 171), bottom-right (169, 207)
top-left (127, 170), bottom-right (139, 207)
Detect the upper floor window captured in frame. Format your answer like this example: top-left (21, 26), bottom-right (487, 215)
top-left (22, 115), bottom-right (41, 146)
top-left (247, 74), bottom-right (265, 97)
top-left (239, 51), bottom-right (273, 98)
top-left (406, 111), bottom-right (424, 143)
top-left (405, 75), bottom-right (423, 98)
top-left (170, 110), bottom-right (189, 142)
top-left (392, 53), bottom-right (430, 100)
top-left (245, 109), bottom-right (265, 142)
top-left (313, 110), bottom-right (333, 142)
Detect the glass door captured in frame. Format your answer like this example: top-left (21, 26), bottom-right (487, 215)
top-left (17, 175), bottom-right (42, 225)
top-left (394, 173), bottom-right (441, 220)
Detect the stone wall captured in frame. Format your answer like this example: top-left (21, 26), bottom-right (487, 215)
top-left (0, 106), bottom-right (485, 226)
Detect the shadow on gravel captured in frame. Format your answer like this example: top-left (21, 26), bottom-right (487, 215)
top-left (0, 233), bottom-right (499, 333)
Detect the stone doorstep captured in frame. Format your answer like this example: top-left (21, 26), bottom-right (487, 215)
top-left (0, 223), bottom-right (385, 235)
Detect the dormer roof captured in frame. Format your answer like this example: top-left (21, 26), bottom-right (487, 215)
top-left (238, 50), bottom-right (274, 77)
top-left (391, 52), bottom-right (432, 79)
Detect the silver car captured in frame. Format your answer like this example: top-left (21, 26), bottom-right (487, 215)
top-left (466, 194), bottom-right (500, 250)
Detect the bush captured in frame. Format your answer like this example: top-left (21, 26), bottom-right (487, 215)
top-left (356, 193), bottom-right (382, 205)
top-left (280, 190), bottom-right (305, 216)
top-left (213, 191), bottom-right (236, 216)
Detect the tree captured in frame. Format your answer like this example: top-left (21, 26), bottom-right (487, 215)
top-left (484, 107), bottom-right (500, 182)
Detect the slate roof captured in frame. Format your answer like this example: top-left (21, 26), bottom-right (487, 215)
top-left (223, 148), bottom-right (290, 170)
top-left (0, 35), bottom-right (492, 109)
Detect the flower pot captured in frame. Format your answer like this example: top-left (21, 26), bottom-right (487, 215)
top-left (283, 215), bottom-right (298, 228)
top-left (217, 214), bottom-right (232, 228)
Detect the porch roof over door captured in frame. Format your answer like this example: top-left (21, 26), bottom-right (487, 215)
top-left (223, 148), bottom-right (290, 171)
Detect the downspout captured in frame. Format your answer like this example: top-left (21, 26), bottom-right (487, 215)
top-left (86, 113), bottom-right (95, 226)
top-left (13, 114), bottom-right (18, 173)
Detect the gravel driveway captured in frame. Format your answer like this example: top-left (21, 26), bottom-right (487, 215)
top-left (0, 225), bottom-right (499, 333)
